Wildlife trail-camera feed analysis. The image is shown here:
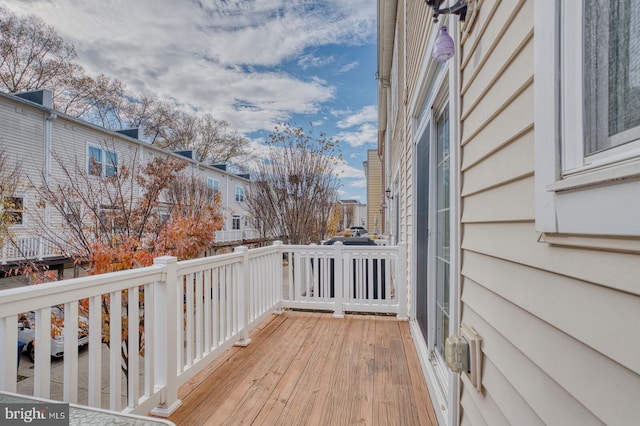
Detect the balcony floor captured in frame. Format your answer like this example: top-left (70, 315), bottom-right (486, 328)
top-left (166, 310), bottom-right (438, 425)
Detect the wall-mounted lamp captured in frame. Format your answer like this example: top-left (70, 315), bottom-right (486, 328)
top-left (425, 0), bottom-right (468, 23)
top-left (433, 27), bottom-right (455, 62)
top-left (427, 0), bottom-right (467, 62)
top-left (385, 188), bottom-right (393, 200)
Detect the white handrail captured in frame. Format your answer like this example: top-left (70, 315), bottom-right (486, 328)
top-left (0, 240), bottom-right (405, 417)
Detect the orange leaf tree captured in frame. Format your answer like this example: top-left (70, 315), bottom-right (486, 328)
top-left (31, 145), bottom-right (223, 381)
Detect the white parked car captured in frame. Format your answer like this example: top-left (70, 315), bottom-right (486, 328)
top-left (18, 306), bottom-right (89, 362)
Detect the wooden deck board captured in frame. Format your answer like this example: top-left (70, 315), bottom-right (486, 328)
top-left (166, 311), bottom-right (437, 425)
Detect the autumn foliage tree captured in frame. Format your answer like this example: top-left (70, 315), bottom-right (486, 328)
top-left (246, 123), bottom-right (341, 244)
top-left (30, 146), bottom-right (223, 380)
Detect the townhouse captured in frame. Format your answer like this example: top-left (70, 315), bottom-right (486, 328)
top-left (378, 0), bottom-right (640, 424)
top-left (0, 89), bottom-right (254, 265)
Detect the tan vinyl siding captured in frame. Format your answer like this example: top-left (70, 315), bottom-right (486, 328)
top-left (0, 99), bottom-right (46, 240)
top-left (0, 100), bottom-right (44, 181)
top-left (459, 0), bottom-right (640, 424)
top-left (366, 149), bottom-right (382, 233)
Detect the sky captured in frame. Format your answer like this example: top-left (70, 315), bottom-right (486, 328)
top-left (3, 0), bottom-right (378, 202)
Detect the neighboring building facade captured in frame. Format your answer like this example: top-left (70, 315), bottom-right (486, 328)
top-left (379, 0), bottom-right (640, 425)
top-left (337, 199), bottom-right (367, 230)
top-left (363, 148), bottom-right (383, 235)
top-left (0, 90), bottom-right (254, 264)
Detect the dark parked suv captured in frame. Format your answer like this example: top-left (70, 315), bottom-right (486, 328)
top-left (319, 237), bottom-right (386, 299)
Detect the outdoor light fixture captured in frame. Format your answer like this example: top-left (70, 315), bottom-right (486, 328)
top-left (425, 0), bottom-right (468, 22)
top-left (433, 27), bottom-right (455, 62)
top-left (426, 1), bottom-right (468, 62)
top-left (385, 188), bottom-right (393, 200)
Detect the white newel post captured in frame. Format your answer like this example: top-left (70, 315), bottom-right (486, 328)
top-left (273, 240), bottom-right (284, 314)
top-left (0, 316), bottom-right (18, 392)
top-left (234, 246), bottom-right (251, 347)
top-left (151, 256), bottom-right (182, 417)
top-left (333, 241), bottom-right (345, 318)
top-left (397, 242), bottom-right (408, 320)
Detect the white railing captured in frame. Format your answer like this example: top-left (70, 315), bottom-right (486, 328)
top-left (2, 229), bottom-right (265, 263)
top-left (213, 229), bottom-right (260, 243)
top-left (0, 241), bottom-right (405, 417)
top-left (1, 236), bottom-right (62, 264)
top-left (280, 242), bottom-right (406, 318)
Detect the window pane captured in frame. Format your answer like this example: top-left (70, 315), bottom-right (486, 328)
top-left (5, 196), bottom-right (24, 225)
top-left (105, 151), bottom-right (117, 177)
top-left (88, 146), bottom-right (102, 176)
top-left (584, 0), bottom-right (640, 153)
top-left (235, 186), bottom-right (244, 202)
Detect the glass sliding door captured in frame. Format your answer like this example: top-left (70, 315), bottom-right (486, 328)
top-left (434, 107), bottom-right (450, 358)
top-left (415, 124), bottom-right (431, 343)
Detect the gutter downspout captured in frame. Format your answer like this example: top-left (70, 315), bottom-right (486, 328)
top-left (44, 112), bottom-right (57, 231)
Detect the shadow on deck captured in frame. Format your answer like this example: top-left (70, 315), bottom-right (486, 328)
top-left (166, 311), bottom-right (437, 425)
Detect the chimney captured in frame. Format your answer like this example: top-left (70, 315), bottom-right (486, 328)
top-left (15, 89), bottom-right (53, 108)
top-left (116, 128), bottom-right (140, 139)
top-left (175, 150), bottom-right (195, 160)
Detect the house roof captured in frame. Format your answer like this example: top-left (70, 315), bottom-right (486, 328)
top-left (0, 90), bottom-right (251, 183)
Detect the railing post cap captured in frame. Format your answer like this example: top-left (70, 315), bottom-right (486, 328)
top-left (153, 256), bottom-right (178, 265)
top-left (273, 240), bottom-right (283, 246)
top-left (333, 241), bottom-right (343, 246)
top-left (234, 246), bottom-right (249, 253)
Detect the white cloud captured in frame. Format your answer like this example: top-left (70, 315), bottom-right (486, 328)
top-left (298, 54), bottom-right (335, 70)
top-left (337, 61), bottom-right (359, 73)
top-left (349, 179), bottom-right (368, 188)
top-left (337, 160), bottom-right (365, 179)
top-left (3, 0), bottom-right (375, 134)
top-left (336, 123), bottom-right (377, 148)
top-left (336, 105), bottom-right (377, 129)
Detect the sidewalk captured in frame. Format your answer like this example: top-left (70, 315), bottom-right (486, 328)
top-left (16, 343), bottom-right (133, 409)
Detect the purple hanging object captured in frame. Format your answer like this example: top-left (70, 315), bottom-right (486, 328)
top-left (433, 26), bottom-right (455, 62)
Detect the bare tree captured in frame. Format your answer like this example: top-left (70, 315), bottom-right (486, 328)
top-left (0, 7), bottom-right (79, 94)
top-left (0, 8), bottom-right (251, 169)
top-left (59, 73), bottom-right (127, 128)
top-left (246, 123), bottom-right (341, 244)
top-left (154, 112), bottom-right (250, 164)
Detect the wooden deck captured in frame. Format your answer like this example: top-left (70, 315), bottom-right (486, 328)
top-left (166, 311), bottom-right (438, 425)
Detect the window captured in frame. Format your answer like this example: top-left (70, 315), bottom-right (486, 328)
top-left (584, 0), bottom-right (640, 155)
top-left (207, 177), bottom-right (220, 192)
top-left (235, 186), bottom-right (245, 202)
top-left (98, 205), bottom-right (124, 234)
top-left (3, 196), bottom-right (24, 225)
top-left (232, 215), bottom-right (241, 230)
top-left (64, 200), bottom-right (83, 226)
top-left (535, 0), bottom-right (640, 236)
top-left (88, 145), bottom-right (118, 177)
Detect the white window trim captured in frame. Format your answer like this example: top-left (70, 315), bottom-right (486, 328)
top-left (232, 214), bottom-right (241, 230)
top-left (207, 177), bottom-right (220, 191)
top-left (87, 143), bottom-right (118, 178)
top-left (534, 0), bottom-right (640, 236)
top-left (235, 185), bottom-right (245, 202)
top-left (4, 194), bottom-right (26, 227)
